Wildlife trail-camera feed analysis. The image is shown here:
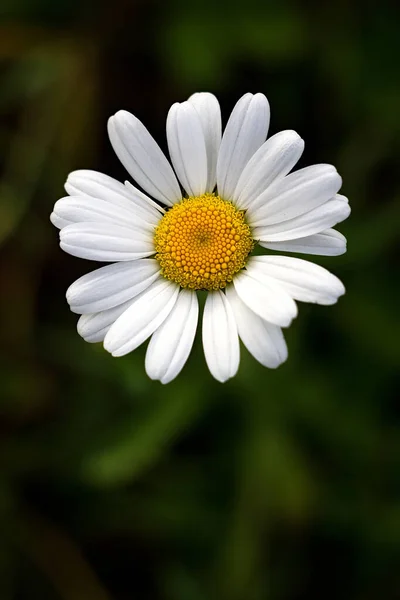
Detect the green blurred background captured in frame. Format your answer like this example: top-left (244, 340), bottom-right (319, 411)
top-left (0, 0), bottom-right (399, 598)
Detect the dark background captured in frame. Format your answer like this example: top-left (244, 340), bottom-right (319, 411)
top-left (0, 0), bottom-right (399, 598)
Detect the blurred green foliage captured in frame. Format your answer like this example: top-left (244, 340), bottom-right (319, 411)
top-left (0, 0), bottom-right (399, 599)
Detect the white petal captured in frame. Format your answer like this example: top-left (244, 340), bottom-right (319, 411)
top-left (52, 196), bottom-right (158, 232)
top-left (66, 169), bottom-right (133, 199)
top-left (188, 92), bottom-right (221, 192)
top-left (104, 278), bottom-right (179, 357)
top-left (249, 256), bottom-right (345, 305)
top-left (66, 259), bottom-right (160, 314)
top-left (50, 212), bottom-right (73, 229)
top-left (217, 93), bottom-right (270, 201)
top-left (253, 195), bottom-right (351, 242)
top-left (233, 130), bottom-right (304, 210)
top-left (145, 289), bottom-right (198, 384)
top-left (66, 170), bottom-right (163, 224)
top-left (108, 111), bottom-right (182, 206)
top-left (248, 164), bottom-right (342, 225)
top-left (233, 268), bottom-right (297, 327)
top-left (60, 222), bottom-right (154, 262)
top-left (202, 290), bottom-right (240, 383)
top-left (167, 101), bottom-right (208, 197)
top-left (225, 285), bottom-right (288, 368)
top-left (261, 228), bottom-right (347, 256)
top-left (124, 181), bottom-right (165, 216)
top-left (77, 299), bottom-right (134, 343)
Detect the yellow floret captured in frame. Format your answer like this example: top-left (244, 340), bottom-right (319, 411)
top-left (154, 194), bottom-right (254, 291)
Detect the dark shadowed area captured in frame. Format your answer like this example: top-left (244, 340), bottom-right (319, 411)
top-left (0, 0), bottom-right (399, 598)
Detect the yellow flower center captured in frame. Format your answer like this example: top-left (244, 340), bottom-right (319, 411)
top-left (154, 194), bottom-right (254, 290)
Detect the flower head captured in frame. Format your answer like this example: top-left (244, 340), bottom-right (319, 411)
top-left (51, 92), bottom-right (350, 383)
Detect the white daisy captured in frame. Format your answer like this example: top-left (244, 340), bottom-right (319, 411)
top-left (51, 92), bottom-right (350, 383)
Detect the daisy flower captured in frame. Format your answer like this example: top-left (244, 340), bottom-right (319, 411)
top-left (51, 92), bottom-right (350, 383)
